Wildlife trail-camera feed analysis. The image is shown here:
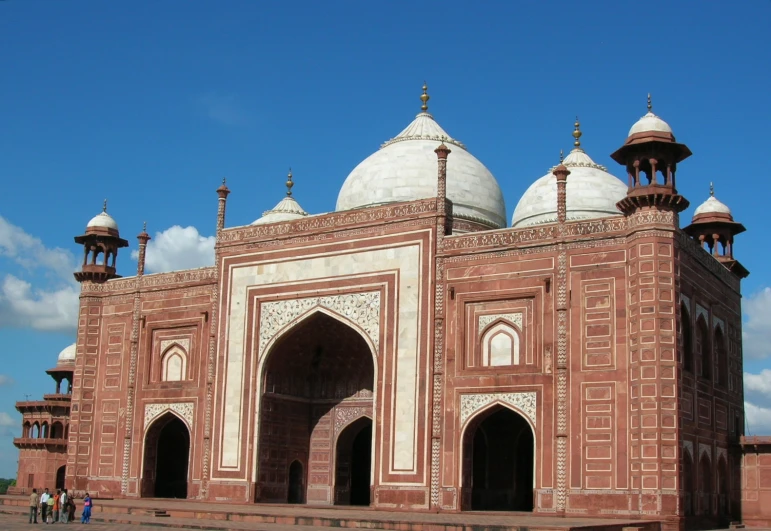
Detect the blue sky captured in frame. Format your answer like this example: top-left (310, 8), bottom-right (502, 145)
top-left (1, 1), bottom-right (770, 478)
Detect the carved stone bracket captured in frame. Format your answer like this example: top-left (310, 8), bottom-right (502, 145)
top-left (258, 291), bottom-right (380, 359)
top-left (459, 392), bottom-right (537, 427)
top-left (144, 402), bottom-right (194, 430)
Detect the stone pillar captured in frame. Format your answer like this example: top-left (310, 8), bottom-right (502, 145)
top-left (553, 157), bottom-right (570, 225)
top-left (136, 223), bottom-right (151, 276)
top-left (216, 179), bottom-right (231, 234)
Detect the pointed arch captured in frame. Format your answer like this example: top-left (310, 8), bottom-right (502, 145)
top-left (161, 343), bottom-right (188, 382)
top-left (714, 325), bottom-right (727, 387)
top-left (141, 411), bottom-right (191, 498)
top-left (696, 315), bottom-right (711, 380)
top-left (31, 422), bottom-right (40, 438)
top-left (680, 303), bottom-right (693, 372)
top-left (460, 400), bottom-right (537, 455)
top-left (699, 452), bottom-right (713, 516)
top-left (480, 320), bottom-right (522, 367)
top-left (23, 421), bottom-right (31, 438)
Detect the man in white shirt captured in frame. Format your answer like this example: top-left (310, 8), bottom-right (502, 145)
top-left (59, 490), bottom-right (68, 523)
top-left (39, 488), bottom-right (50, 523)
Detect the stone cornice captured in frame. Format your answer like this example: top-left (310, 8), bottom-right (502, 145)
top-left (677, 230), bottom-right (740, 293)
top-left (80, 267), bottom-right (216, 295)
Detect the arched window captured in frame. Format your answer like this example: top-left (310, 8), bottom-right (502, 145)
top-left (161, 345), bottom-right (187, 382)
top-left (41, 422), bottom-right (49, 438)
top-left (481, 322), bottom-right (522, 367)
top-left (51, 421), bottom-right (64, 439)
top-left (699, 454), bottom-right (713, 516)
top-left (696, 317), bottom-right (711, 381)
top-left (31, 422), bottom-right (40, 438)
top-left (715, 326), bottom-right (727, 387)
top-left (681, 304), bottom-right (693, 372)
top-left (23, 422), bottom-right (31, 438)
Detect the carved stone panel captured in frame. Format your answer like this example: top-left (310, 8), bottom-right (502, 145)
top-left (459, 392), bottom-right (537, 427)
top-left (144, 402), bottom-right (194, 430)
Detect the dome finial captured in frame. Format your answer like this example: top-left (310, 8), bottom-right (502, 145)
top-left (286, 168), bottom-right (294, 197)
top-left (143, 221), bottom-right (147, 232)
top-left (420, 82), bottom-right (430, 112)
top-left (710, 182), bottom-right (714, 197)
top-left (572, 116), bottom-right (582, 149)
top-left (559, 149), bottom-right (564, 163)
top-left (647, 93), bottom-right (652, 113)
top-left (103, 199), bottom-right (108, 213)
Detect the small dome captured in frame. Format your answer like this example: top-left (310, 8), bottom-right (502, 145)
top-left (252, 196), bottom-right (308, 225)
top-left (57, 343), bottom-right (76, 364)
top-left (512, 148), bottom-right (627, 228)
top-left (336, 86), bottom-right (506, 230)
top-left (694, 185), bottom-right (732, 218)
top-left (628, 95), bottom-right (673, 136)
top-left (87, 211), bottom-right (119, 231)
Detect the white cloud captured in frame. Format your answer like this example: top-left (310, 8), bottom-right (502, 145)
top-left (0, 375), bottom-right (13, 386)
top-left (132, 226), bottom-right (215, 274)
top-left (0, 412), bottom-right (17, 437)
top-left (745, 401), bottom-right (771, 435)
top-left (745, 369), bottom-right (771, 396)
top-left (196, 93), bottom-right (248, 126)
top-left (0, 217), bottom-right (79, 333)
top-left (743, 288), bottom-right (771, 359)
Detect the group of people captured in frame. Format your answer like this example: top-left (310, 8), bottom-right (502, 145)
top-left (27, 488), bottom-right (93, 524)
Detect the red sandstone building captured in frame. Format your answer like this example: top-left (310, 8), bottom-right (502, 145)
top-left (11, 87), bottom-right (759, 529)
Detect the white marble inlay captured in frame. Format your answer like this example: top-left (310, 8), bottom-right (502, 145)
top-left (222, 242), bottom-right (422, 472)
top-left (460, 392), bottom-right (537, 427)
top-left (478, 312), bottom-right (522, 337)
top-left (259, 292), bottom-right (380, 359)
top-left (144, 402), bottom-right (194, 429)
top-left (160, 338), bottom-right (190, 353)
top-left (682, 440), bottom-right (694, 459)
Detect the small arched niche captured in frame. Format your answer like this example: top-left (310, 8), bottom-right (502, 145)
top-left (161, 345), bottom-right (188, 382)
top-left (481, 321), bottom-right (522, 367)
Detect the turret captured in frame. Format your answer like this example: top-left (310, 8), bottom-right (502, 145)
top-left (73, 200), bottom-right (129, 283)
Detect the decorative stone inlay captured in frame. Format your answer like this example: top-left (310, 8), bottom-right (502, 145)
top-left (259, 292), bottom-right (380, 359)
top-left (478, 313), bottom-right (523, 337)
top-left (716, 446), bottom-right (727, 462)
top-left (460, 392), bottom-right (537, 427)
top-left (144, 402), bottom-right (194, 429)
top-left (160, 338), bottom-right (190, 353)
top-left (696, 304), bottom-right (709, 325)
top-left (713, 316), bottom-right (726, 333)
top-left (699, 443), bottom-right (712, 461)
top-left (680, 293), bottom-right (691, 311)
top-left (334, 407), bottom-right (370, 435)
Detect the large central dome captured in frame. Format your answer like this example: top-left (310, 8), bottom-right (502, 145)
top-left (336, 86), bottom-right (506, 229)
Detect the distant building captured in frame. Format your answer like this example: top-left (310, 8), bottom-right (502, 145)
top-left (12, 87), bottom-right (755, 530)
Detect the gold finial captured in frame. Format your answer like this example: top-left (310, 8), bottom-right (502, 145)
top-left (710, 182), bottom-right (714, 197)
top-left (559, 149), bottom-right (564, 163)
top-left (572, 116), bottom-right (582, 148)
top-left (102, 199), bottom-right (108, 212)
top-left (647, 93), bottom-right (652, 112)
top-left (420, 82), bottom-right (430, 112)
top-left (286, 168), bottom-right (294, 197)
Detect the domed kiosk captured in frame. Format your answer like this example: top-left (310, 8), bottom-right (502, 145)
top-left (511, 119), bottom-right (627, 227)
top-left (336, 85), bottom-right (506, 232)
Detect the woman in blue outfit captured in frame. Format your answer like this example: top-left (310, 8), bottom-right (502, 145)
top-left (81, 493), bottom-right (92, 524)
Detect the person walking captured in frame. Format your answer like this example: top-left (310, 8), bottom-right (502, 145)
top-left (28, 488), bottom-right (39, 524)
top-left (45, 493), bottom-right (54, 523)
top-left (81, 493), bottom-right (92, 524)
top-left (59, 490), bottom-right (67, 523)
top-left (40, 488), bottom-right (50, 523)
top-left (67, 494), bottom-right (76, 523)
top-left (52, 490), bottom-right (61, 524)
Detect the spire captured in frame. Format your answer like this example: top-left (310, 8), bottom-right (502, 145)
top-left (647, 93), bottom-right (652, 113)
top-left (103, 199), bottom-right (108, 212)
top-left (420, 82), bottom-right (430, 113)
top-left (572, 117), bottom-right (582, 150)
top-left (710, 182), bottom-right (715, 197)
top-left (286, 169), bottom-right (294, 197)
top-left (559, 149), bottom-right (564, 163)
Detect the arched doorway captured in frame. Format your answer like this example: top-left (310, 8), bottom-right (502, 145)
top-left (683, 451), bottom-right (694, 516)
top-left (699, 455), bottom-right (713, 516)
top-left (288, 461), bottom-right (305, 504)
top-left (462, 406), bottom-right (534, 511)
top-left (141, 414), bottom-right (190, 498)
top-left (257, 311), bottom-right (375, 504)
top-left (335, 417), bottom-right (372, 506)
top-left (55, 466), bottom-right (66, 490)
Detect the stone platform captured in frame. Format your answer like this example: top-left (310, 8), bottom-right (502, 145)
top-left (0, 495), bottom-right (662, 531)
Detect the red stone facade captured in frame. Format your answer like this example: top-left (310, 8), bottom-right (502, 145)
top-left (12, 121), bottom-right (753, 531)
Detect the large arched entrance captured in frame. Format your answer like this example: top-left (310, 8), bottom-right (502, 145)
top-left (257, 311), bottom-right (375, 505)
top-left (141, 414), bottom-right (190, 498)
top-left (462, 406), bottom-right (534, 511)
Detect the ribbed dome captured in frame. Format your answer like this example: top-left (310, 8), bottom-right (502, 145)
top-left (628, 96), bottom-right (673, 136)
top-left (252, 196), bottom-right (308, 225)
top-left (511, 147), bottom-right (627, 228)
top-left (57, 343), bottom-right (76, 364)
top-left (336, 87), bottom-right (506, 229)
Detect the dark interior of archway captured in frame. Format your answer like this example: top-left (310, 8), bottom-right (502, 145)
top-left (334, 418), bottom-right (372, 506)
top-left (258, 312), bottom-right (374, 503)
top-left (154, 416), bottom-right (190, 498)
top-left (288, 461), bottom-right (304, 504)
top-left (55, 466), bottom-right (66, 490)
top-left (469, 408), bottom-right (533, 511)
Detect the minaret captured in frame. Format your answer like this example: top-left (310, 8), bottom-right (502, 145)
top-left (611, 94), bottom-right (691, 216)
top-left (73, 200), bottom-right (129, 283)
top-left (554, 149), bottom-right (570, 224)
top-left (136, 222), bottom-right (151, 276)
top-left (683, 183), bottom-right (749, 278)
top-left (216, 178), bottom-right (230, 234)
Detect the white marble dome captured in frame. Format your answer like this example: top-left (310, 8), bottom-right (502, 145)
top-left (336, 93), bottom-right (506, 229)
top-left (57, 343), bottom-right (76, 364)
top-left (252, 195), bottom-right (308, 225)
top-left (694, 193), bottom-right (731, 217)
top-left (511, 148), bottom-right (627, 228)
top-left (628, 97), bottom-right (673, 136)
top-left (87, 211), bottom-right (119, 231)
